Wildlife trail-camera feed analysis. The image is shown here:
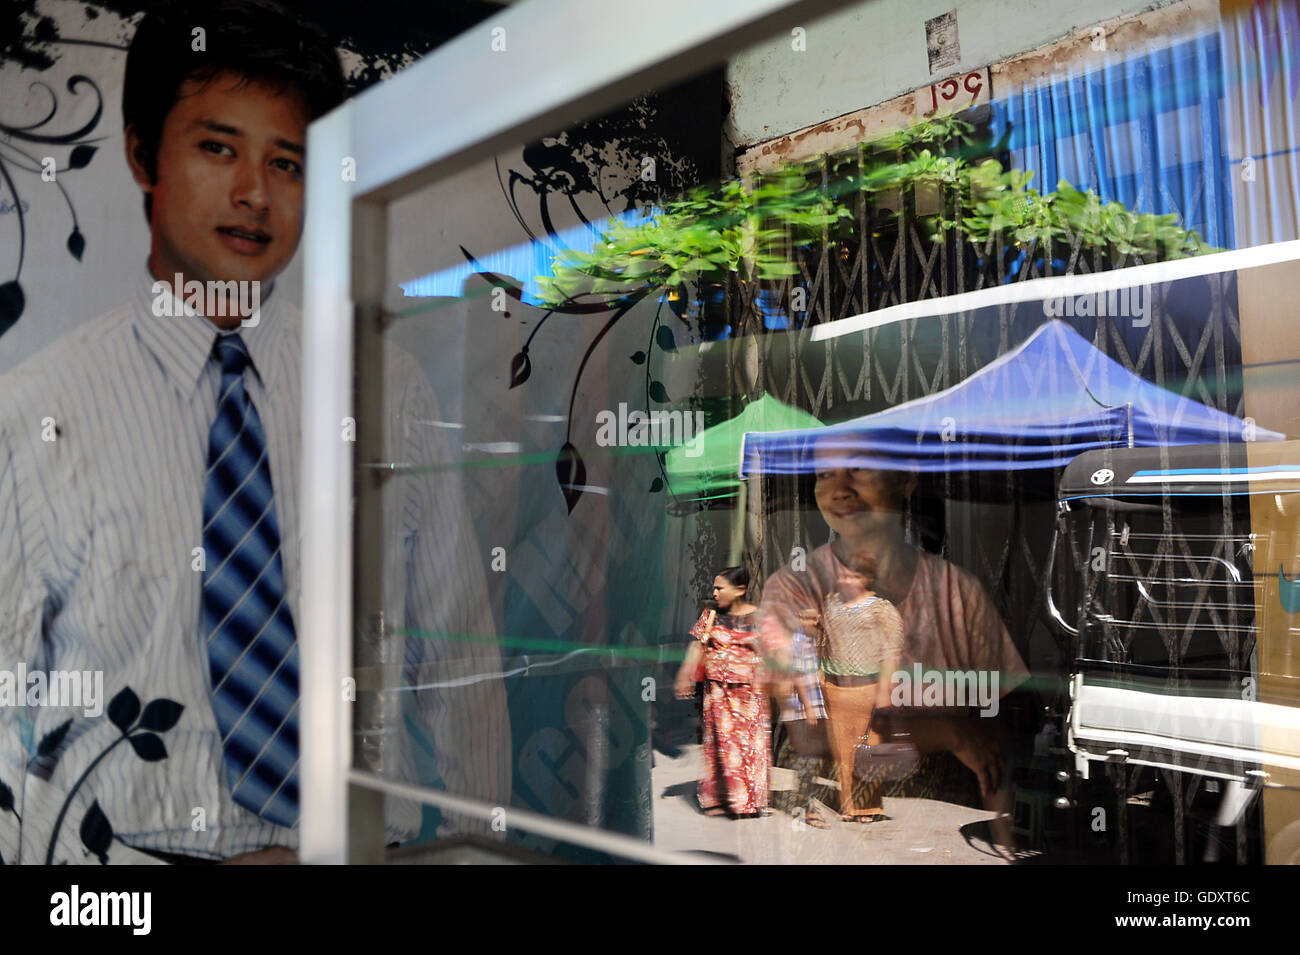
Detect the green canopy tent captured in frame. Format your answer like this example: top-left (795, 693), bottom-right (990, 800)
top-left (665, 392), bottom-right (825, 499)
top-left (665, 393), bottom-right (823, 559)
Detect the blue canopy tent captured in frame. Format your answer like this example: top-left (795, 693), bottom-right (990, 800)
top-left (739, 321), bottom-right (1284, 477)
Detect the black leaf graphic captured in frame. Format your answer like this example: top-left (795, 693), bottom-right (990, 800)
top-left (655, 325), bottom-right (676, 353)
top-left (129, 733), bottom-right (167, 762)
top-left (67, 228), bottom-right (84, 261)
top-left (36, 719), bottom-right (72, 758)
top-left (107, 687), bottom-right (140, 734)
top-left (0, 779), bottom-right (13, 814)
top-left (649, 381), bottom-right (670, 403)
top-left (649, 477), bottom-right (664, 492)
top-left (509, 349), bottom-right (531, 389)
top-left (555, 441), bottom-right (586, 514)
top-left (0, 281), bottom-right (24, 336)
top-left (29, 719), bottom-right (74, 782)
top-left (137, 699), bottom-right (184, 732)
top-left (68, 144), bottom-right (97, 169)
top-left (79, 800), bottom-right (112, 864)
top-left (629, 351), bottom-right (647, 365)
top-left (29, 720), bottom-right (93, 781)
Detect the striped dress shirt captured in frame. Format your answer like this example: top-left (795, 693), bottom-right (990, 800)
top-left (0, 271), bottom-right (510, 863)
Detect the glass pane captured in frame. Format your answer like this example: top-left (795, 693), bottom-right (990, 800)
top-left (362, 71), bottom-right (729, 857)
top-left (359, 3), bottom-right (1300, 861)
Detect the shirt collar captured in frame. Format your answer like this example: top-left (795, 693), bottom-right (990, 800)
top-left (132, 267), bottom-right (288, 396)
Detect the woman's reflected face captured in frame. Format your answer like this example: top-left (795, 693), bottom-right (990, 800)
top-left (713, 575), bottom-right (745, 611)
top-left (812, 446), bottom-right (908, 537)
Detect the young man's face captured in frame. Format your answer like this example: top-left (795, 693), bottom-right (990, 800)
top-left (127, 70), bottom-right (310, 302)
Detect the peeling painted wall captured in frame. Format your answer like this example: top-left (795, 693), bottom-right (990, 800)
top-left (725, 0), bottom-right (1178, 150)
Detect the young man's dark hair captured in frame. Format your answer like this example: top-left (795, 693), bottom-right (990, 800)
top-left (123, 0), bottom-right (346, 219)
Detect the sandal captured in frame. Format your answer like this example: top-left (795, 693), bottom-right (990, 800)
top-left (703, 806), bottom-right (727, 817)
top-left (804, 810), bottom-right (831, 829)
top-left (842, 812), bottom-right (891, 823)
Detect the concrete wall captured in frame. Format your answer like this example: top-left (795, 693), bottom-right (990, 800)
top-left (725, 0), bottom-right (1172, 149)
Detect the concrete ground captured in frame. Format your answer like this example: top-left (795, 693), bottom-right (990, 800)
top-left (651, 744), bottom-right (1015, 864)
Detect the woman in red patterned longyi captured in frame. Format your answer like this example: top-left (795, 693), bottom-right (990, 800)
top-left (674, 566), bottom-right (770, 817)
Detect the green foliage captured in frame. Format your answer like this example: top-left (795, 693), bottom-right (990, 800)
top-left (940, 163), bottom-right (1213, 261)
top-left (537, 114), bottom-right (1215, 308)
top-left (536, 167), bottom-right (850, 307)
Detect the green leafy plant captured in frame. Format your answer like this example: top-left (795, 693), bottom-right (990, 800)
top-left (941, 162), bottom-right (1213, 262)
top-left (536, 167), bottom-right (851, 307)
top-left (537, 114), bottom-right (1216, 307)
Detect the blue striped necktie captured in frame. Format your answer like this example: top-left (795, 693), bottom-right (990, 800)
top-left (200, 332), bottom-right (300, 828)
